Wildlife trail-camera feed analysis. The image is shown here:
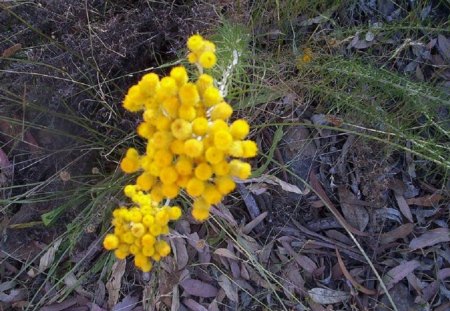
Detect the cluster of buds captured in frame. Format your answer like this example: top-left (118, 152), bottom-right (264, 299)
top-left (103, 34), bottom-right (257, 271)
top-left (103, 205), bottom-right (181, 272)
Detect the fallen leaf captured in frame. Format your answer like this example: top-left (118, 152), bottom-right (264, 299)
top-left (394, 193), bottom-right (413, 222)
top-left (172, 236), bottom-right (188, 270)
top-left (214, 248), bottom-right (239, 260)
top-left (437, 35), bottom-right (450, 61)
top-left (310, 172), bottom-right (369, 237)
top-left (338, 186), bottom-right (369, 231)
top-left (242, 211), bottom-right (268, 234)
top-left (382, 260), bottom-right (420, 291)
top-left (171, 285), bottom-right (180, 311)
top-left (409, 228), bottom-right (450, 250)
top-left (308, 288), bottom-right (350, 304)
top-left (406, 194), bottom-right (444, 207)
top-left (182, 298), bottom-right (208, 311)
top-left (244, 174), bottom-right (306, 195)
top-left (380, 223), bottom-right (414, 244)
top-left (0, 289), bottom-right (26, 303)
top-left (218, 275), bottom-right (238, 303)
top-left (2, 43), bottom-right (22, 58)
top-left (335, 249), bottom-right (377, 295)
top-left (106, 260), bottom-right (126, 309)
top-left (112, 294), bottom-right (138, 311)
top-left (39, 238), bottom-right (62, 272)
top-left (179, 279), bottom-right (218, 298)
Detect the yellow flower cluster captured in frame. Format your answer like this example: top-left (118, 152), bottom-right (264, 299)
top-left (186, 34), bottom-right (217, 69)
top-left (103, 204), bottom-right (181, 272)
top-left (104, 34), bottom-right (257, 272)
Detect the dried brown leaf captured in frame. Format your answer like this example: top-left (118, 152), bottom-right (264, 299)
top-left (218, 275), bottom-right (238, 303)
top-left (242, 211), bottom-right (268, 234)
top-left (308, 288), bottom-right (350, 304)
top-left (2, 43), bottom-right (22, 58)
top-left (406, 194), bottom-right (444, 207)
top-left (39, 238), bottom-right (62, 272)
top-left (409, 228), bottom-right (450, 250)
top-left (106, 260), bottom-right (126, 309)
top-left (179, 279), bottom-right (218, 298)
top-left (394, 193), bottom-right (413, 222)
top-left (382, 260), bottom-right (420, 291)
top-left (183, 298), bottom-right (208, 311)
top-left (437, 35), bottom-right (450, 61)
top-left (338, 186), bottom-right (369, 231)
top-left (380, 223), bottom-right (414, 244)
top-left (214, 248), bottom-right (239, 260)
top-left (112, 294), bottom-right (138, 311)
top-left (173, 237), bottom-right (188, 270)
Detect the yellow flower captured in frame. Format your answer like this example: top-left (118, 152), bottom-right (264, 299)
top-left (179, 83), bottom-right (200, 106)
top-left (192, 117), bottom-right (209, 136)
top-left (205, 147), bottom-right (224, 164)
top-left (195, 162), bottom-right (213, 181)
top-left (229, 160), bottom-right (251, 179)
top-left (136, 173), bottom-right (155, 191)
top-left (155, 240), bottom-right (171, 257)
top-left (159, 77), bottom-right (178, 96)
top-left (161, 183), bottom-right (179, 199)
top-left (152, 131), bottom-right (173, 149)
top-left (203, 86), bottom-right (221, 107)
top-left (103, 234), bottom-right (119, 250)
top-left (196, 74), bottom-right (214, 95)
top-left (184, 139), bottom-right (204, 158)
top-left (170, 66), bottom-right (188, 86)
top-left (178, 104), bottom-right (196, 121)
top-left (142, 234), bottom-right (156, 246)
top-left (155, 209), bottom-right (169, 225)
top-left (114, 248), bottom-right (129, 260)
top-left (215, 176), bottom-right (236, 194)
top-left (230, 119), bottom-right (249, 139)
top-left (211, 102), bottom-right (233, 120)
top-left (186, 177), bottom-right (205, 196)
top-left (212, 161), bottom-right (230, 176)
top-left (199, 51), bottom-right (217, 69)
top-left (192, 198), bottom-right (210, 221)
top-left (242, 140), bottom-right (258, 158)
top-left (142, 215), bottom-right (155, 227)
top-left (187, 34), bottom-right (204, 52)
top-left (170, 139), bottom-right (185, 155)
top-left (162, 96), bottom-right (180, 118)
top-left (153, 149), bottom-right (173, 167)
top-left (142, 246), bottom-right (155, 257)
top-left (159, 166), bottom-right (178, 184)
top-left (138, 73), bottom-right (160, 96)
top-left (137, 122), bottom-right (155, 139)
top-left (228, 141), bottom-right (244, 158)
top-left (168, 206), bottom-right (182, 220)
top-left (150, 185), bottom-right (163, 203)
top-left (214, 130), bottom-right (233, 151)
top-left (171, 119), bottom-right (192, 140)
top-left (155, 115), bottom-right (171, 131)
top-left (131, 223), bottom-right (146, 238)
top-left (202, 184), bottom-right (222, 205)
top-left (175, 157), bottom-right (193, 176)
top-left (187, 52), bottom-right (197, 64)
top-left (120, 148), bottom-right (140, 173)
top-left (135, 254), bottom-right (152, 272)
top-left (123, 85), bottom-right (145, 112)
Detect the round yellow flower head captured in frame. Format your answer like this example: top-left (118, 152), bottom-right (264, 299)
top-left (184, 139), bottom-right (204, 158)
top-left (171, 119), bottom-right (192, 140)
top-left (199, 51), bottom-right (217, 69)
top-left (187, 34), bottom-right (205, 52)
top-left (170, 66), bottom-right (188, 86)
top-left (103, 234), bottom-right (119, 250)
